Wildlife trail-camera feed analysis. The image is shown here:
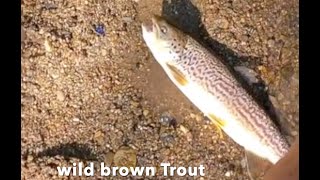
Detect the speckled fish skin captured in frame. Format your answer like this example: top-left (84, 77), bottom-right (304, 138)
top-left (141, 15), bottom-right (289, 164)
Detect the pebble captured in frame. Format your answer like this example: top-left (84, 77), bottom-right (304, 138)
top-left (51, 73), bottom-right (59, 79)
top-left (159, 112), bottom-right (176, 127)
top-left (21, 27), bottom-right (26, 42)
top-left (160, 133), bottom-right (175, 147)
top-left (101, 49), bottom-right (107, 56)
top-left (143, 109), bottom-right (149, 117)
top-left (159, 126), bottom-right (175, 147)
top-left (189, 113), bottom-right (202, 121)
top-left (44, 39), bottom-right (52, 52)
top-left (122, 17), bottom-right (133, 23)
top-left (131, 101), bottom-right (140, 107)
top-left (217, 17), bottom-right (230, 29)
top-left (104, 152), bottom-right (115, 166)
top-left (94, 24), bottom-right (105, 36)
top-left (291, 131), bottom-right (298, 136)
top-left (225, 171), bottom-right (232, 177)
top-left (114, 146), bottom-right (137, 168)
top-left (267, 38), bottom-right (275, 47)
top-left (179, 125), bottom-right (193, 141)
top-left (56, 91), bottom-right (65, 101)
top-left (72, 117), bottom-right (80, 122)
top-left (94, 130), bottom-right (105, 145)
top-left (27, 155), bottom-right (34, 162)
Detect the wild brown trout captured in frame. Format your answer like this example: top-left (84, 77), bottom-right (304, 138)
top-left (141, 15), bottom-right (290, 177)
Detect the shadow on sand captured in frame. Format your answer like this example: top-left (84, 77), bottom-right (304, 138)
top-left (31, 142), bottom-right (100, 161)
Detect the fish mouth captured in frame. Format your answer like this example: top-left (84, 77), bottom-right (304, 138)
top-left (141, 20), bottom-right (154, 33)
top-left (141, 15), bottom-right (162, 33)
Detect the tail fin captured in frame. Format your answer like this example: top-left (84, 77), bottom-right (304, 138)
top-left (245, 150), bottom-right (273, 180)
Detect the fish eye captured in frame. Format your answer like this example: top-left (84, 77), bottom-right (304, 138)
top-left (160, 26), bottom-right (167, 34)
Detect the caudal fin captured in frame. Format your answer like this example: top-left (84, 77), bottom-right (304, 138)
top-left (245, 150), bottom-right (273, 180)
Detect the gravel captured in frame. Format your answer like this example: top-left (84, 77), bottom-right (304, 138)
top-left (22, 0), bottom-right (298, 179)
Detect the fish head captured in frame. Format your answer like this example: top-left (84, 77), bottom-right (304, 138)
top-left (141, 15), bottom-right (187, 64)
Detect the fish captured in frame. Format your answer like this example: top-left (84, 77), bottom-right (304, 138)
top-left (141, 15), bottom-right (290, 179)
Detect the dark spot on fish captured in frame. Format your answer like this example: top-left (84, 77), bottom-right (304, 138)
top-left (173, 46), bottom-right (176, 49)
top-left (193, 57), bottom-right (197, 60)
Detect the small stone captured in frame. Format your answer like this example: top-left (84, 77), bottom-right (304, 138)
top-left (143, 109), bottom-right (149, 117)
top-left (267, 39), bottom-right (275, 47)
top-left (179, 125), bottom-right (193, 141)
top-left (159, 112), bottom-right (176, 127)
top-left (122, 17), bottom-right (133, 23)
top-left (104, 152), bottom-right (115, 166)
top-left (291, 131), bottom-right (298, 136)
top-left (44, 39), bottom-right (52, 52)
top-left (72, 118), bottom-right (80, 122)
top-left (27, 155), bottom-right (34, 162)
top-left (179, 125), bottom-right (189, 134)
top-left (217, 18), bottom-right (229, 29)
top-left (111, 48), bottom-right (116, 54)
top-left (101, 49), bottom-right (107, 56)
top-left (94, 131), bottom-right (105, 145)
top-left (160, 133), bottom-right (175, 147)
top-left (131, 101), bottom-right (139, 107)
top-left (51, 73), bottom-right (59, 79)
top-left (114, 146), bottom-right (137, 168)
top-left (39, 29), bottom-right (45, 35)
top-left (160, 148), bottom-right (171, 156)
top-left (225, 171), bottom-right (232, 177)
top-left (21, 27), bottom-right (26, 42)
top-left (94, 24), bottom-right (105, 36)
top-left (160, 127), bottom-right (175, 147)
top-left (56, 91), bottom-right (65, 101)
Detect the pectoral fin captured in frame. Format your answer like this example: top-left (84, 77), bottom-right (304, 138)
top-left (245, 150), bottom-right (273, 180)
top-left (166, 63), bottom-right (188, 86)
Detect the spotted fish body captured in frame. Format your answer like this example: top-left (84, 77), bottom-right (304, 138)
top-left (141, 15), bottom-right (289, 165)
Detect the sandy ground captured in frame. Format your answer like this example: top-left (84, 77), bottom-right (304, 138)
top-left (21, 0), bottom-right (299, 179)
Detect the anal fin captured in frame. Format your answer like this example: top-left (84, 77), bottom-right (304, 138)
top-left (245, 150), bottom-right (273, 180)
top-left (207, 113), bottom-right (226, 139)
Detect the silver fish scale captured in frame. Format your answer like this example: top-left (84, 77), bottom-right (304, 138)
top-left (172, 37), bottom-right (289, 158)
